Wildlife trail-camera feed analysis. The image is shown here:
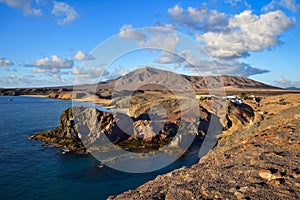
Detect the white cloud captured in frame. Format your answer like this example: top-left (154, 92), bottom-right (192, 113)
top-left (155, 22), bottom-right (177, 30)
top-left (168, 4), bottom-right (228, 32)
top-left (1, 75), bottom-right (24, 85)
top-left (31, 67), bottom-right (59, 73)
top-left (0, 74), bottom-right (73, 87)
top-left (155, 49), bottom-right (269, 77)
top-left (0, 57), bottom-right (14, 67)
top-left (29, 55), bottom-right (73, 80)
top-left (33, 55), bottom-right (73, 69)
top-left (155, 51), bottom-right (182, 65)
top-left (276, 77), bottom-right (288, 84)
top-left (274, 77), bottom-right (300, 87)
top-left (187, 58), bottom-right (269, 77)
top-left (197, 10), bottom-right (295, 58)
top-left (155, 50), bottom-right (204, 69)
top-left (0, 0), bottom-right (42, 16)
top-left (71, 64), bottom-right (129, 84)
top-left (52, 1), bottom-right (79, 25)
top-left (138, 33), bottom-right (180, 52)
top-left (224, 0), bottom-right (241, 6)
top-left (116, 2), bottom-right (295, 78)
top-left (211, 59), bottom-right (270, 77)
top-left (118, 24), bottom-right (146, 40)
top-left (72, 66), bottom-right (105, 79)
top-left (51, 73), bottom-right (61, 80)
top-left (73, 51), bottom-right (94, 61)
top-left (223, 0), bottom-right (251, 8)
top-left (262, 0), bottom-right (298, 13)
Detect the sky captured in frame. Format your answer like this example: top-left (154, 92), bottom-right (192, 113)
top-left (0, 0), bottom-right (299, 88)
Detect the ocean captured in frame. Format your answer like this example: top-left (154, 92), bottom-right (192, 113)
top-left (0, 96), bottom-right (199, 200)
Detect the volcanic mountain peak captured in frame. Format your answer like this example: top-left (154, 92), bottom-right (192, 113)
top-left (116, 66), bottom-right (280, 90)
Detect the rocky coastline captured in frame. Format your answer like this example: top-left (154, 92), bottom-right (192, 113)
top-left (108, 94), bottom-right (300, 199)
top-left (30, 99), bottom-right (254, 155)
top-left (25, 68), bottom-right (300, 199)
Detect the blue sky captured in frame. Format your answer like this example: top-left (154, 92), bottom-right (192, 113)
top-left (0, 0), bottom-right (299, 88)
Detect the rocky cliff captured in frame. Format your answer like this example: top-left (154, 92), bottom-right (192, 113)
top-left (31, 99), bottom-right (254, 155)
top-left (108, 94), bottom-right (300, 199)
top-left (31, 106), bottom-right (135, 153)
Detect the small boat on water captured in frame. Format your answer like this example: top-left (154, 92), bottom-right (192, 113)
top-left (8, 98), bottom-right (13, 101)
top-left (58, 148), bottom-right (70, 154)
top-left (97, 162), bottom-right (105, 168)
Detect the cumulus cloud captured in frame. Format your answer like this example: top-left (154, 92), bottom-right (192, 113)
top-left (138, 33), bottom-right (180, 52)
top-left (1, 75), bottom-right (24, 85)
top-left (276, 77), bottom-right (288, 84)
top-left (223, 0), bottom-right (251, 8)
top-left (71, 66), bottom-right (105, 79)
top-left (73, 51), bottom-right (95, 61)
top-left (119, 25), bottom-right (146, 40)
top-left (28, 55), bottom-right (73, 80)
top-left (0, 74), bottom-right (41, 87)
top-left (155, 49), bottom-right (269, 77)
top-left (154, 22), bottom-right (177, 30)
top-left (156, 50), bottom-right (206, 69)
top-left (32, 55), bottom-right (73, 69)
top-left (197, 10), bottom-right (295, 59)
top-left (116, 1), bottom-right (296, 78)
top-left (0, 74), bottom-right (73, 87)
top-left (0, 0), bottom-right (42, 15)
top-left (274, 77), bottom-right (300, 87)
top-left (0, 57), bottom-right (14, 67)
top-left (210, 59), bottom-right (270, 77)
top-left (52, 1), bottom-right (79, 25)
top-left (262, 0), bottom-right (298, 13)
top-left (31, 67), bottom-right (59, 73)
top-left (155, 51), bottom-right (182, 65)
top-left (163, 3), bottom-right (297, 77)
top-left (168, 4), bottom-right (228, 32)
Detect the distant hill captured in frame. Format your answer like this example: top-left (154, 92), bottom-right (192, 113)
top-left (110, 66), bottom-right (281, 91)
top-left (286, 87), bottom-right (300, 90)
top-left (0, 66), bottom-right (287, 97)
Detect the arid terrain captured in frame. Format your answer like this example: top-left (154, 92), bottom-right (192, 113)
top-left (7, 67), bottom-right (300, 199)
top-left (108, 93), bottom-right (300, 199)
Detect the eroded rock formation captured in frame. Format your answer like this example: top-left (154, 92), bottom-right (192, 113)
top-left (31, 100), bottom-right (254, 155)
top-left (108, 94), bottom-right (300, 200)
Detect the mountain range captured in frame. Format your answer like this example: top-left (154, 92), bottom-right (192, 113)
top-left (0, 66), bottom-right (295, 98)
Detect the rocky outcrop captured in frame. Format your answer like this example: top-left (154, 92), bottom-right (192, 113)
top-left (31, 107), bottom-right (105, 153)
top-left (31, 99), bottom-right (254, 156)
top-left (31, 106), bottom-right (136, 153)
top-left (108, 94), bottom-right (300, 200)
top-left (30, 105), bottom-right (198, 153)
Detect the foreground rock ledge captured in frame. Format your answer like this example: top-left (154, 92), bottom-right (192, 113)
top-left (108, 95), bottom-right (300, 199)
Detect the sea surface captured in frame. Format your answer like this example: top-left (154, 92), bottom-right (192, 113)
top-left (0, 96), bottom-right (199, 200)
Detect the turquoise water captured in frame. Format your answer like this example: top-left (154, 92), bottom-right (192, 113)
top-left (0, 96), bottom-right (199, 200)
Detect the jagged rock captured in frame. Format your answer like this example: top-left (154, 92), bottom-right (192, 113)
top-left (108, 95), bottom-right (300, 200)
top-left (31, 106), bottom-right (116, 153)
top-left (29, 106), bottom-right (199, 153)
top-left (31, 97), bottom-right (255, 155)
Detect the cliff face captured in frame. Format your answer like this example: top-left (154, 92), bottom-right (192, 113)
top-left (31, 107), bottom-right (113, 153)
top-left (31, 107), bottom-right (137, 153)
top-left (108, 94), bottom-right (300, 200)
top-left (31, 100), bottom-right (254, 154)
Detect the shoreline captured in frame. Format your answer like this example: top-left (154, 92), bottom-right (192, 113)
top-left (20, 94), bottom-right (49, 98)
